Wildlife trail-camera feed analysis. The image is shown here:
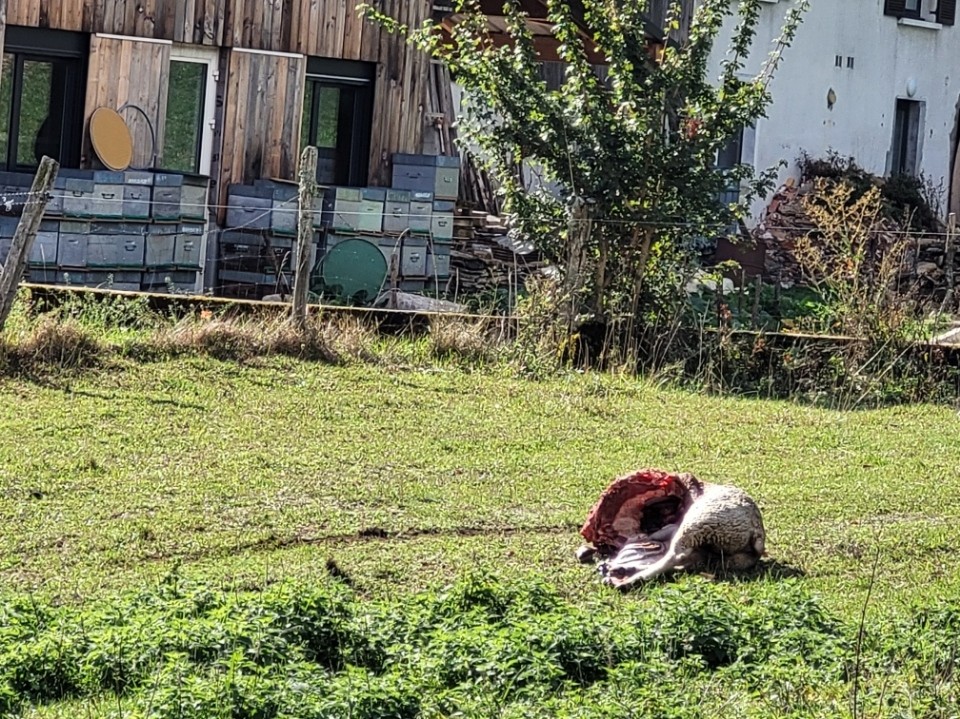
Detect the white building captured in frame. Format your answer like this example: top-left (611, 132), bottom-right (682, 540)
top-left (711, 0), bottom-right (960, 221)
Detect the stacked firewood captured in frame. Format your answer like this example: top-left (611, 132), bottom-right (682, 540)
top-left (448, 210), bottom-right (551, 295)
top-left (754, 181), bottom-right (816, 287)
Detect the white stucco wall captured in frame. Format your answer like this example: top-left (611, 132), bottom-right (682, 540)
top-left (711, 0), bottom-right (960, 221)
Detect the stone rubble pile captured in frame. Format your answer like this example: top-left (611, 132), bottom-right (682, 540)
top-left (755, 179), bottom-right (957, 304)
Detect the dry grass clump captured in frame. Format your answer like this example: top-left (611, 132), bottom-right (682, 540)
top-left (429, 316), bottom-right (502, 363)
top-left (1, 315), bottom-right (105, 374)
top-left (795, 181), bottom-right (920, 339)
top-left (321, 315), bottom-right (382, 363)
top-left (147, 313), bottom-right (341, 363)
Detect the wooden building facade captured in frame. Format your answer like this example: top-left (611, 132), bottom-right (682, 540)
top-left (0, 0), bottom-right (433, 210)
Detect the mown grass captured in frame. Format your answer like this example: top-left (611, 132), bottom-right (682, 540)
top-left (1, 352), bottom-right (959, 616)
top-left (1, 292), bottom-right (960, 716)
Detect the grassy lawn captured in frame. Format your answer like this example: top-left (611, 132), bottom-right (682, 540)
top-left (2, 354), bottom-right (960, 717)
top-left (2, 356), bottom-right (959, 612)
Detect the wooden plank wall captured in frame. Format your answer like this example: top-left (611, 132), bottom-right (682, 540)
top-left (3, 0), bottom-right (405, 57)
top-left (7, 0), bottom-right (432, 185)
top-left (5, 0), bottom-right (225, 45)
top-left (83, 34), bottom-right (171, 169)
top-left (647, 0), bottom-right (696, 42)
top-left (366, 0), bottom-right (430, 185)
top-left (0, 0), bottom-right (6, 75)
top-left (218, 49), bottom-right (306, 212)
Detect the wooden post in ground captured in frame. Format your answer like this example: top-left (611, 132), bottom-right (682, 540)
top-left (0, 155), bottom-right (59, 332)
top-left (736, 268), bottom-right (746, 318)
top-left (292, 146), bottom-right (318, 329)
top-left (387, 251), bottom-right (400, 310)
top-left (751, 274), bottom-right (762, 330)
top-left (941, 212), bottom-right (956, 315)
top-left (561, 197), bottom-right (590, 335)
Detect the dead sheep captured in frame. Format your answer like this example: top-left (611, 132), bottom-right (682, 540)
top-left (577, 469), bottom-right (766, 590)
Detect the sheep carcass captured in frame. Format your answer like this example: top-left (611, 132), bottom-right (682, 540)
top-left (577, 469), bottom-right (766, 589)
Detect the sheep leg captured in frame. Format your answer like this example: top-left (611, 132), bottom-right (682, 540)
top-left (635, 547), bottom-right (695, 582)
top-left (647, 522), bottom-right (679, 542)
top-left (608, 546), bottom-right (696, 590)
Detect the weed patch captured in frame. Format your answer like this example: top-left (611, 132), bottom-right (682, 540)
top-left (0, 572), bottom-right (951, 718)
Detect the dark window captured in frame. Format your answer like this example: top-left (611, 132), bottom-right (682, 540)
top-left (537, 61), bottom-right (609, 91)
top-left (716, 127), bottom-right (746, 235)
top-left (0, 26), bottom-right (87, 172)
top-left (301, 58), bottom-right (375, 186)
top-left (938, 0), bottom-right (957, 25)
top-left (717, 127), bottom-right (744, 172)
top-left (891, 99), bottom-right (923, 176)
top-left (161, 60), bottom-right (207, 174)
top-left (884, 0), bottom-right (922, 18)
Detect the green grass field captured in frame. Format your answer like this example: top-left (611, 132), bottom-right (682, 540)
top-left (2, 355), bottom-right (959, 611)
top-left (2, 352), bottom-right (960, 717)
top-left (0, 358), bottom-right (960, 613)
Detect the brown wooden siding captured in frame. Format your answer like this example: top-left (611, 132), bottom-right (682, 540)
top-left (0, 0), bottom-right (6, 73)
top-left (83, 34), bottom-right (171, 169)
top-left (218, 48), bottom-right (306, 213)
top-left (367, 0), bottom-right (430, 184)
top-left (3, 0), bottom-right (410, 57)
top-left (7, 0), bottom-right (432, 190)
top-left (6, 0), bottom-right (225, 46)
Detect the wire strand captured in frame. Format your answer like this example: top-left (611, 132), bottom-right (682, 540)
top-left (2, 189), bottom-right (957, 237)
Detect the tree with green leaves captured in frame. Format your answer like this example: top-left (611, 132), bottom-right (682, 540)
top-left (364, 0), bottom-right (808, 340)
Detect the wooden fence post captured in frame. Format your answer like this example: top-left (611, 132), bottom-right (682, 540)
top-left (0, 155), bottom-right (59, 332)
top-left (751, 274), bottom-right (763, 330)
top-left (941, 212), bottom-right (956, 315)
top-left (292, 146), bottom-right (318, 329)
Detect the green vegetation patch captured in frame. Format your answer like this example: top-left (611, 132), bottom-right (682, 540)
top-left (7, 570), bottom-right (953, 719)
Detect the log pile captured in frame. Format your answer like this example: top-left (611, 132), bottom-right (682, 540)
top-left (448, 210), bottom-right (551, 296)
top-left (755, 179), bottom-right (958, 306)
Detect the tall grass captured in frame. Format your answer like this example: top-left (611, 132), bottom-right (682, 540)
top-left (2, 286), bottom-right (958, 408)
top-left (0, 289), bottom-right (510, 375)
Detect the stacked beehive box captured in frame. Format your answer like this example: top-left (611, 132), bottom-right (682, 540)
top-left (0, 168), bottom-right (209, 293)
top-left (216, 179), bottom-right (323, 300)
top-left (216, 153), bottom-right (461, 302)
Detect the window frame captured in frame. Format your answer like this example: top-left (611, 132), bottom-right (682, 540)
top-left (890, 98), bottom-right (925, 177)
top-left (302, 57), bottom-right (375, 187)
top-left (884, 0), bottom-right (923, 19)
top-left (161, 44), bottom-right (219, 177)
top-left (0, 26), bottom-right (88, 172)
top-left (883, 0), bottom-right (955, 22)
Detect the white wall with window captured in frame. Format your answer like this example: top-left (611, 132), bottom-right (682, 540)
top-left (704, 0), bottom-right (960, 221)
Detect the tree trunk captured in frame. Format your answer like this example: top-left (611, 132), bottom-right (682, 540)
top-left (623, 226), bottom-right (655, 346)
top-left (632, 227), bottom-right (655, 310)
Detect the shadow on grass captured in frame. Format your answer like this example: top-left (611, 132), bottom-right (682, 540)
top-left (59, 386), bottom-right (209, 411)
top-left (721, 557), bottom-right (807, 582)
top-left (604, 558), bottom-right (807, 593)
